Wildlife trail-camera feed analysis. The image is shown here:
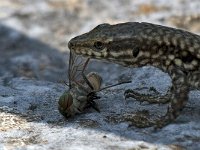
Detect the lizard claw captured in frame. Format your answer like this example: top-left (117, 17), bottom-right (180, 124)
top-left (124, 88), bottom-right (170, 104)
top-left (124, 89), bottom-right (135, 99)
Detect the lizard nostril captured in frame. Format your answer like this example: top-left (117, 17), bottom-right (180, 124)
top-left (68, 41), bottom-right (74, 49)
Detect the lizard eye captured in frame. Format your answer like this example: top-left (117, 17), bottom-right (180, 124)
top-left (94, 41), bottom-right (104, 51)
top-left (132, 48), bottom-right (140, 57)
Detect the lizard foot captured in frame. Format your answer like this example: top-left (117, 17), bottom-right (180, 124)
top-left (124, 88), bottom-right (171, 104)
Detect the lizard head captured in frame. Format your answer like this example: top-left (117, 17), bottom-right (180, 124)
top-left (68, 22), bottom-right (148, 67)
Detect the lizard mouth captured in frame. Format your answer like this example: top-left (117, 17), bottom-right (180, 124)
top-left (71, 48), bottom-right (131, 67)
top-left (70, 48), bottom-right (96, 58)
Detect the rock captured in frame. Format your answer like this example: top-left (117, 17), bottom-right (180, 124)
top-left (0, 74), bottom-right (199, 149)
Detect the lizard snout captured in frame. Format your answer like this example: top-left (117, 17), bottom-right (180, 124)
top-left (68, 40), bottom-right (75, 50)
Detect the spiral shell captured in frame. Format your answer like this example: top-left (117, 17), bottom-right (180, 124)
top-left (86, 72), bottom-right (102, 91)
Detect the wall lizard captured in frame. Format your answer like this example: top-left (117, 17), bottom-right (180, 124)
top-left (68, 22), bottom-right (200, 128)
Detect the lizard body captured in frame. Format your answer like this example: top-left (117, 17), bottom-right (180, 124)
top-left (68, 22), bottom-right (200, 127)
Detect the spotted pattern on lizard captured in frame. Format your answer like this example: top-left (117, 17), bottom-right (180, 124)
top-left (68, 22), bottom-right (200, 128)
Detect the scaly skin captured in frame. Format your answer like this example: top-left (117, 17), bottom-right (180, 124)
top-left (68, 22), bottom-right (200, 128)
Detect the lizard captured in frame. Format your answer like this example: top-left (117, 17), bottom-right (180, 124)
top-left (67, 22), bottom-right (200, 128)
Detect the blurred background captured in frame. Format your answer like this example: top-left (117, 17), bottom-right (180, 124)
top-left (0, 0), bottom-right (200, 82)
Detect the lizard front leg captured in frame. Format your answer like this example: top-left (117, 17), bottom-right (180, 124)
top-left (123, 68), bottom-right (189, 128)
top-left (124, 88), bottom-right (171, 104)
top-left (155, 68), bottom-right (189, 128)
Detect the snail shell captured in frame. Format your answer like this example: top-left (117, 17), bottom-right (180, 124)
top-left (86, 72), bottom-right (102, 91)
